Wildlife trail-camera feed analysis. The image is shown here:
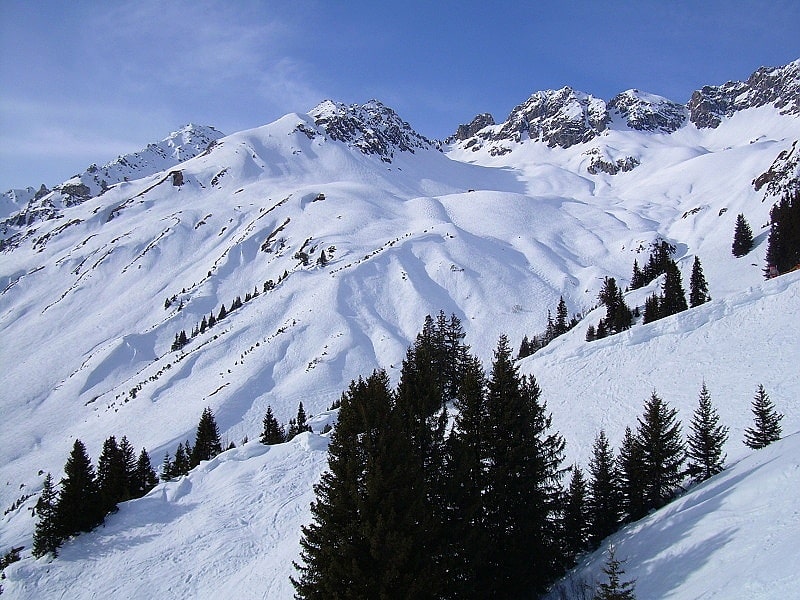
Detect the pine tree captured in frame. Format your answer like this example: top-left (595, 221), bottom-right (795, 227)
top-left (56, 439), bottom-right (102, 538)
top-left (160, 452), bottom-right (173, 481)
top-left (743, 384), bottom-right (783, 449)
top-left (447, 354), bottom-right (491, 598)
top-left (32, 473), bottom-right (61, 558)
top-left (643, 239), bottom-right (675, 283)
top-left (191, 407), bottom-right (223, 466)
top-left (217, 303), bottom-right (227, 321)
top-left (618, 427), bottom-right (647, 523)
top-left (687, 383), bottom-right (728, 482)
top-left (131, 448), bottom-right (158, 498)
top-left (588, 430), bottom-right (621, 546)
top-left (660, 259), bottom-right (688, 317)
top-left (594, 546), bottom-right (637, 600)
top-left (765, 191), bottom-right (800, 275)
top-left (295, 402), bottom-right (312, 435)
top-left (293, 372), bottom-right (392, 599)
top-left (484, 335), bottom-right (566, 595)
top-left (586, 324), bottom-right (596, 342)
top-left (630, 259), bottom-right (646, 290)
top-left (260, 406), bottom-right (285, 444)
top-left (97, 435), bottom-right (128, 515)
top-left (563, 465), bottom-right (591, 562)
top-left (642, 292), bottom-right (661, 324)
top-left (732, 213), bottom-right (754, 257)
top-left (555, 296), bottom-right (569, 336)
top-left (635, 391), bottom-right (686, 511)
top-left (172, 443), bottom-right (190, 476)
top-left (689, 256), bottom-right (710, 308)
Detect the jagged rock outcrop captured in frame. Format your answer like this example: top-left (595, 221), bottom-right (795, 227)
top-left (1, 124), bottom-right (224, 248)
top-left (688, 59), bottom-right (800, 128)
top-left (446, 113), bottom-right (495, 144)
top-left (753, 140), bottom-right (800, 197)
top-left (308, 100), bottom-right (437, 162)
top-left (608, 90), bottom-right (687, 133)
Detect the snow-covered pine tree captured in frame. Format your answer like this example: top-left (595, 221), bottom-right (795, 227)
top-left (618, 427), bottom-right (647, 523)
top-left (594, 546), bottom-right (637, 600)
top-left (743, 384), bottom-right (783, 449)
top-left (687, 383), bottom-right (728, 482)
top-left (563, 465), bottom-right (591, 562)
top-left (660, 259), bottom-right (688, 317)
top-left (132, 448), bottom-right (158, 497)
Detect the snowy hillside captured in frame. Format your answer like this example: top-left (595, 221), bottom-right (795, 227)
top-left (1, 60), bottom-right (799, 598)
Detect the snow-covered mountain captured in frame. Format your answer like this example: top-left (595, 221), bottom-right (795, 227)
top-left (1, 60), bottom-right (799, 598)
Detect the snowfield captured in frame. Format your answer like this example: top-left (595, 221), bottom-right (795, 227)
top-left (1, 87), bottom-right (799, 598)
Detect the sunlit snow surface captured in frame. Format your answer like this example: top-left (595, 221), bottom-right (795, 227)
top-left (1, 103), bottom-right (799, 598)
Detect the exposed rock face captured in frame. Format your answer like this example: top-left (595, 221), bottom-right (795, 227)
top-left (1, 124), bottom-right (224, 244)
top-left (608, 90), bottom-right (687, 133)
top-left (688, 60), bottom-right (800, 128)
top-left (753, 140), bottom-right (800, 197)
top-left (308, 100), bottom-right (437, 162)
top-left (446, 113), bottom-right (495, 144)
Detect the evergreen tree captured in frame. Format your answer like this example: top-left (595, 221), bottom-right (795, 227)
top-left (199, 315), bottom-right (208, 334)
top-left (642, 292), bottom-right (661, 324)
top-left (743, 384), bottom-right (783, 449)
top-left (160, 452), bottom-right (173, 481)
top-left (286, 418), bottom-right (299, 440)
top-left (595, 319), bottom-right (608, 339)
top-left (447, 354), bottom-right (491, 598)
top-left (172, 443), bottom-right (190, 476)
top-left (260, 406), bottom-right (285, 444)
top-left (56, 439), bottom-right (102, 538)
top-left (630, 259), bottom-right (646, 290)
top-left (588, 430), bottom-right (621, 546)
top-left (207, 311), bottom-right (216, 328)
top-left (687, 383), bottom-right (728, 482)
top-left (643, 239), bottom-right (675, 283)
top-left (594, 546), bottom-right (637, 600)
top-left (484, 335), bottom-right (566, 595)
top-left (563, 465), bottom-right (591, 561)
top-left (191, 407), bottom-right (223, 467)
top-left (131, 448), bottom-right (158, 498)
top-left (732, 213), bottom-right (754, 257)
top-left (555, 296), bottom-right (569, 336)
top-left (518, 334), bottom-right (533, 359)
top-left (293, 372), bottom-right (393, 599)
top-left (660, 259), bottom-right (688, 317)
top-left (618, 427), bottom-right (647, 523)
top-left (217, 303), bottom-right (227, 321)
top-left (32, 473), bottom-right (61, 558)
top-left (586, 324), bottom-right (596, 342)
top-left (765, 190), bottom-right (800, 275)
top-left (635, 391), bottom-right (686, 511)
top-left (598, 278), bottom-right (633, 333)
top-left (689, 256), bottom-right (710, 308)
top-left (97, 435), bottom-right (129, 515)
top-left (295, 402), bottom-right (312, 435)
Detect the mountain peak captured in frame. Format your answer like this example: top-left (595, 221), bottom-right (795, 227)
top-left (688, 59), bottom-right (800, 128)
top-left (608, 89), bottom-right (688, 133)
top-left (307, 99), bottom-right (436, 161)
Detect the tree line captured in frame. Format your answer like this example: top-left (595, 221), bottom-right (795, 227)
top-left (293, 313), bottom-right (786, 599)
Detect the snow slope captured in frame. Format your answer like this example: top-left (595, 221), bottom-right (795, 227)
top-left (3, 271), bottom-right (798, 600)
top-left (1, 65), bottom-right (800, 597)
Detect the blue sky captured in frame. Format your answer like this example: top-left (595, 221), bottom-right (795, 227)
top-left (1, 0), bottom-right (798, 190)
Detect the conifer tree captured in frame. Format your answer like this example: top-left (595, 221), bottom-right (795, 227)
top-left (293, 372), bottom-right (392, 599)
top-left (32, 473), bottom-right (61, 558)
top-left (132, 448), bottom-right (158, 497)
top-left (484, 335), bottom-right (566, 595)
top-left (191, 407), bottom-right (223, 466)
top-left (765, 191), bottom-right (800, 275)
top-left (97, 435), bottom-right (128, 515)
top-left (260, 406), bottom-right (285, 444)
top-left (295, 402), bottom-right (312, 435)
top-left (586, 324), bottom-right (596, 342)
top-left (642, 292), bottom-right (661, 324)
top-left (618, 427), bottom-right (647, 523)
top-left (286, 418), bottom-right (299, 440)
top-left (635, 391), bottom-right (686, 510)
top-left (732, 213), bottom-right (754, 257)
top-left (660, 259), bottom-right (688, 317)
top-left (630, 259), bottom-right (646, 290)
top-left (447, 354), bottom-right (491, 598)
top-left (687, 383), bottom-right (728, 482)
top-left (555, 296), bottom-right (569, 336)
top-left (689, 256), bottom-right (710, 308)
top-left (56, 439), bottom-right (102, 537)
top-left (160, 452), bottom-right (173, 481)
top-left (743, 384), bottom-right (783, 449)
top-left (173, 443), bottom-right (190, 476)
top-left (217, 304), bottom-right (227, 321)
top-left (207, 311), bottom-right (216, 328)
top-left (594, 546), bottom-right (637, 600)
top-left (588, 430), bottom-right (621, 546)
top-left (563, 465), bottom-right (591, 561)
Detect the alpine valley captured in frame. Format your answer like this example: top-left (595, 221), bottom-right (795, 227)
top-left (1, 60), bottom-right (799, 599)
